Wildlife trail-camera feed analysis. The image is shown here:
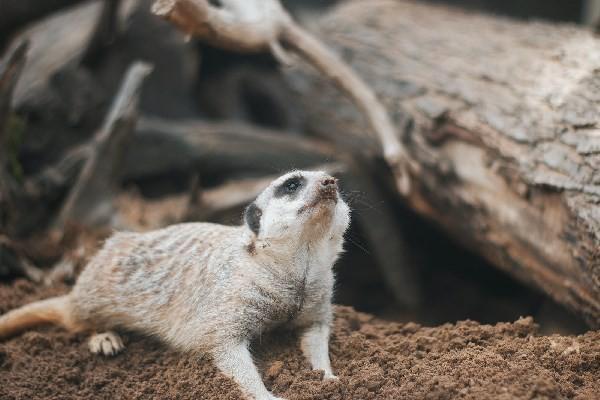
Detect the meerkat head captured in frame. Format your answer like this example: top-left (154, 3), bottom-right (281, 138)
top-left (244, 170), bottom-right (350, 246)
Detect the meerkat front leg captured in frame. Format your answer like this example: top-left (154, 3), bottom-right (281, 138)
top-left (213, 340), bottom-right (284, 400)
top-left (88, 331), bottom-right (125, 356)
top-left (300, 323), bottom-right (336, 379)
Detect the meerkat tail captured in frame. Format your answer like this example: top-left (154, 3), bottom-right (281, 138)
top-left (0, 295), bottom-right (77, 339)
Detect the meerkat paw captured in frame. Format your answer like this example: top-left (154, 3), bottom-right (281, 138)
top-left (88, 331), bottom-right (124, 356)
top-left (323, 372), bottom-right (339, 381)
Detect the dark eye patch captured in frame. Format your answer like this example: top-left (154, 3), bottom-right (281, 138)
top-left (274, 176), bottom-right (306, 198)
top-left (244, 203), bottom-right (262, 235)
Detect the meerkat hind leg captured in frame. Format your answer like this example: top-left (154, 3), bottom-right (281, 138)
top-left (88, 331), bottom-right (124, 356)
top-left (213, 341), bottom-right (285, 400)
top-left (300, 324), bottom-right (337, 379)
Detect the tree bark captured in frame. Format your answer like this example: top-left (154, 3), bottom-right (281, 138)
top-left (285, 0), bottom-right (600, 326)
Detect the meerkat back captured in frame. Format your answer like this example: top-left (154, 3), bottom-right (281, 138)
top-left (70, 223), bottom-right (246, 346)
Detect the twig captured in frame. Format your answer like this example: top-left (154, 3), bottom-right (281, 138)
top-left (151, 0), bottom-right (412, 194)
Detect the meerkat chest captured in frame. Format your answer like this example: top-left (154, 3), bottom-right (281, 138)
top-left (243, 263), bottom-right (330, 332)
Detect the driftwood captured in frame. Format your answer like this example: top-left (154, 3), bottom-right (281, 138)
top-left (3, 114), bottom-right (332, 236)
top-left (9, 0), bottom-right (104, 108)
top-left (151, 0), bottom-right (412, 194)
top-left (6, 3), bottom-right (106, 181)
top-left (56, 61), bottom-right (153, 228)
top-left (0, 1), bottom-right (115, 238)
top-left (8, 0), bottom-right (192, 177)
top-left (285, 0), bottom-right (600, 326)
top-left (0, 60), bottom-right (151, 236)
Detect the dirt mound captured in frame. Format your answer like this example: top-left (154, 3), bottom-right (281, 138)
top-left (1, 280), bottom-right (599, 399)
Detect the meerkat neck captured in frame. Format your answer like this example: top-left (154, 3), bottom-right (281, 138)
top-left (252, 236), bottom-right (330, 275)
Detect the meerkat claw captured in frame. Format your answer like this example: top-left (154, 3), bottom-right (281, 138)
top-left (88, 331), bottom-right (124, 356)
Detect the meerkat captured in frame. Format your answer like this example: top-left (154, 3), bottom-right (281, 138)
top-left (0, 170), bottom-right (350, 400)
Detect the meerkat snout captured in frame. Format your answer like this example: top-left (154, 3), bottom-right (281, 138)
top-left (320, 176), bottom-right (337, 187)
top-left (316, 176), bottom-right (339, 202)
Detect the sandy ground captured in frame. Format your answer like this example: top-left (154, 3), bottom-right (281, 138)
top-left (1, 278), bottom-right (599, 400)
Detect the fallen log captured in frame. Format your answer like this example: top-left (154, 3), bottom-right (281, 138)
top-left (285, 0), bottom-right (600, 326)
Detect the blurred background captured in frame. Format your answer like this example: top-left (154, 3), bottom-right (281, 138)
top-left (1, 0), bottom-right (598, 335)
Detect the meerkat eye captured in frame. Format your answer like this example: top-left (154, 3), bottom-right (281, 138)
top-left (274, 176), bottom-right (306, 198)
top-left (285, 178), bottom-right (301, 192)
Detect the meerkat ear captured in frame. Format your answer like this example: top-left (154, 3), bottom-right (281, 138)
top-left (244, 203), bottom-right (262, 235)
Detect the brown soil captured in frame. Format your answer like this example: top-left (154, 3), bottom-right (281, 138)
top-left (1, 279), bottom-right (599, 400)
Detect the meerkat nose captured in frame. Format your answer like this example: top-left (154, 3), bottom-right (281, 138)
top-left (321, 177), bottom-right (337, 187)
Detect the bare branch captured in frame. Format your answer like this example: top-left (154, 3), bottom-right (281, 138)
top-left (10, 0), bottom-right (104, 108)
top-left (281, 22), bottom-right (413, 194)
top-left (152, 0), bottom-right (289, 52)
top-left (151, 0), bottom-right (412, 194)
top-left (55, 61), bottom-right (153, 228)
